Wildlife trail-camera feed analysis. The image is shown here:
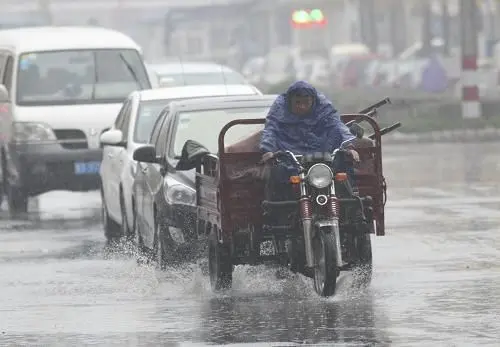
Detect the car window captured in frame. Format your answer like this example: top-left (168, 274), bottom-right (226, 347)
top-left (149, 109), bottom-right (168, 146)
top-left (133, 100), bottom-right (172, 144)
top-left (119, 101), bottom-right (133, 138)
top-left (15, 49), bottom-right (150, 106)
top-left (114, 99), bottom-right (131, 129)
top-left (170, 106), bottom-right (269, 158)
top-left (155, 112), bottom-right (171, 157)
top-left (3, 56), bottom-right (14, 93)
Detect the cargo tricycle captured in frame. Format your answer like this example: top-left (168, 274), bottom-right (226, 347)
top-left (175, 98), bottom-right (400, 297)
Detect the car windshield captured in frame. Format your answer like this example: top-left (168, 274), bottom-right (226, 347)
top-left (16, 49), bottom-right (151, 106)
top-left (171, 107), bottom-right (270, 157)
top-left (158, 71), bottom-right (246, 86)
top-left (133, 99), bottom-right (173, 144)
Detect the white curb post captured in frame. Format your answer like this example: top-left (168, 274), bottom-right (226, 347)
top-left (460, 0), bottom-right (481, 119)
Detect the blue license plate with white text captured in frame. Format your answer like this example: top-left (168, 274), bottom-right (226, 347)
top-left (74, 161), bottom-right (100, 175)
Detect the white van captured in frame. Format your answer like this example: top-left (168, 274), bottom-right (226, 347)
top-left (0, 26), bottom-right (152, 214)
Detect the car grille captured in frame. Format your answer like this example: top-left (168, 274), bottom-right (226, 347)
top-left (54, 129), bottom-right (88, 149)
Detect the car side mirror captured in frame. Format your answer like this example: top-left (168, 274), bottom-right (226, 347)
top-left (100, 129), bottom-right (125, 147)
top-left (0, 84), bottom-right (9, 103)
top-left (133, 145), bottom-right (158, 163)
top-left (176, 139), bottom-right (210, 171)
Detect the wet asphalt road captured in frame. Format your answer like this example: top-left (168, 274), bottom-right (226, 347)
top-left (0, 142), bottom-right (499, 347)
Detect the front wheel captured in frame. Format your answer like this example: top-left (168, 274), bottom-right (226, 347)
top-left (208, 230), bottom-right (232, 291)
top-left (313, 230), bottom-right (338, 297)
top-left (6, 184), bottom-right (28, 216)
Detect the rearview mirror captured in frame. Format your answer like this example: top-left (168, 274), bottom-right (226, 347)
top-left (0, 84), bottom-right (9, 103)
top-left (176, 139), bottom-right (210, 171)
top-left (100, 129), bottom-right (124, 146)
top-left (133, 145), bottom-right (157, 163)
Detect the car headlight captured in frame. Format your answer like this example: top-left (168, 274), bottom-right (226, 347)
top-left (307, 163), bottom-right (333, 189)
top-left (13, 122), bottom-right (56, 143)
top-left (165, 178), bottom-right (196, 206)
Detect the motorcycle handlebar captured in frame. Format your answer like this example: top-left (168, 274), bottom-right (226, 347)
top-left (271, 150), bottom-right (349, 165)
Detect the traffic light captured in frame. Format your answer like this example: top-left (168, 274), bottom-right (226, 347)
top-left (291, 9), bottom-right (326, 28)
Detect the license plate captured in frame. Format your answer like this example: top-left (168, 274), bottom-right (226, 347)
top-left (74, 161), bottom-right (100, 175)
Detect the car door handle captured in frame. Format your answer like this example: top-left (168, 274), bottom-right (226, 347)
top-left (141, 167), bottom-right (148, 173)
top-left (108, 153), bottom-right (114, 158)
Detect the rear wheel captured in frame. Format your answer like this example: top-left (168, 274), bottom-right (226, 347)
top-left (352, 233), bottom-right (373, 288)
top-left (208, 229), bottom-right (232, 291)
top-left (313, 230), bottom-right (338, 297)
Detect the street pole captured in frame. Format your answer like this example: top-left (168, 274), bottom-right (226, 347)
top-left (358, 0), bottom-right (378, 52)
top-left (460, 0), bottom-right (481, 118)
top-left (389, 0), bottom-right (406, 56)
top-left (421, 0), bottom-right (432, 56)
top-left (442, 0), bottom-right (450, 56)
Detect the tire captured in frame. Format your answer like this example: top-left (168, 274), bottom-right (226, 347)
top-left (288, 238), bottom-right (309, 277)
top-left (119, 192), bottom-right (134, 241)
top-left (2, 153), bottom-right (28, 216)
top-left (6, 183), bottom-right (28, 216)
top-left (208, 229), bottom-right (232, 291)
top-left (154, 218), bottom-right (171, 271)
top-left (100, 189), bottom-right (121, 244)
top-left (313, 229), bottom-right (339, 297)
top-left (352, 233), bottom-right (373, 288)
top-left (134, 210), bottom-right (149, 265)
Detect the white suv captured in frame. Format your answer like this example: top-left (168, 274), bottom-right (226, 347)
top-left (99, 84), bottom-right (262, 243)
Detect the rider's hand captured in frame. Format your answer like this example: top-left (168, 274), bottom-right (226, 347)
top-left (347, 149), bottom-right (360, 162)
top-left (261, 152), bottom-right (275, 162)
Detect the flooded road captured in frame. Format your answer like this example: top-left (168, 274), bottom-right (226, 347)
top-left (0, 142), bottom-right (499, 346)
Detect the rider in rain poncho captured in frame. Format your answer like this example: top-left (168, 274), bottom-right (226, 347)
top-left (260, 81), bottom-right (359, 201)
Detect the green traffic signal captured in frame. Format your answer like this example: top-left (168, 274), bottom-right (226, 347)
top-left (292, 9), bottom-right (325, 24)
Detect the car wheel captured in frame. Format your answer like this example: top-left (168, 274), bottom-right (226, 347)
top-left (6, 184), bottom-right (28, 217)
top-left (135, 216), bottom-right (151, 265)
top-left (2, 154), bottom-right (27, 217)
top-left (154, 219), bottom-right (175, 270)
top-left (119, 192), bottom-right (133, 242)
top-left (101, 189), bottom-right (121, 244)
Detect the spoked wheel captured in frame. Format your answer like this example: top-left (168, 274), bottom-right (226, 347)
top-left (352, 233), bottom-right (373, 288)
top-left (313, 230), bottom-right (338, 297)
top-left (208, 230), bottom-right (232, 291)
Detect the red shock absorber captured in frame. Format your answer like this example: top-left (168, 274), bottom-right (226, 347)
top-left (328, 195), bottom-right (339, 218)
top-left (299, 197), bottom-right (312, 219)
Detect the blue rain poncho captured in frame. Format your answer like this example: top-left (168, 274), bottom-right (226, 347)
top-left (259, 81), bottom-right (355, 155)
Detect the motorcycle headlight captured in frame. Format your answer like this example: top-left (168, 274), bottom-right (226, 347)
top-left (307, 163), bottom-right (333, 189)
top-left (13, 122), bottom-right (56, 143)
top-left (165, 178), bottom-right (196, 206)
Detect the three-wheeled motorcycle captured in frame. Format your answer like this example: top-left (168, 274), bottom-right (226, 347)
top-left (175, 98), bottom-right (400, 297)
